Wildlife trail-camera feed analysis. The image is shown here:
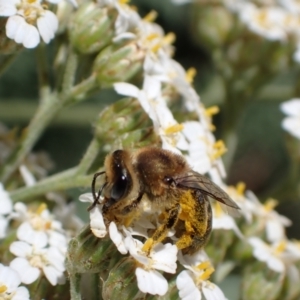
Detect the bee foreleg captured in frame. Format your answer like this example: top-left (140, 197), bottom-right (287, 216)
top-left (142, 203), bottom-right (180, 254)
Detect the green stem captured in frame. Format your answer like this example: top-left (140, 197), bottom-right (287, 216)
top-left (0, 94), bottom-right (63, 183)
top-left (69, 272), bottom-right (82, 300)
top-left (68, 74), bottom-right (97, 104)
top-left (61, 48), bottom-right (78, 98)
top-left (36, 44), bottom-right (51, 101)
top-left (9, 167), bottom-right (91, 203)
top-left (77, 137), bottom-right (101, 174)
top-left (0, 50), bottom-right (97, 183)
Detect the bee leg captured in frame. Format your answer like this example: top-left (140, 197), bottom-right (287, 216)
top-left (176, 191), bottom-right (212, 255)
top-left (142, 203), bottom-right (180, 254)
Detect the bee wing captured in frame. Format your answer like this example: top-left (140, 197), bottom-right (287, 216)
top-left (175, 171), bottom-right (240, 216)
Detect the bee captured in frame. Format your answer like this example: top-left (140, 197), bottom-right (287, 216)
top-left (90, 147), bottom-right (239, 255)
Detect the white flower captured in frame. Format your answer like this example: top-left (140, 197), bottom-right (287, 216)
top-left (212, 202), bottom-right (243, 239)
top-left (246, 193), bottom-right (291, 243)
top-left (0, 183), bottom-right (13, 238)
top-left (12, 202), bottom-right (67, 248)
top-left (248, 237), bottom-right (300, 273)
top-left (0, 0), bottom-right (59, 48)
top-left (280, 98), bottom-right (300, 139)
top-left (0, 264), bottom-right (30, 300)
top-left (177, 251), bottom-right (227, 300)
top-left (10, 241), bottom-right (66, 285)
top-left (125, 235), bottom-right (177, 296)
top-left (238, 4), bottom-right (287, 41)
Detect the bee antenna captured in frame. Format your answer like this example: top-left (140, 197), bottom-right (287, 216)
top-left (88, 171), bottom-right (106, 211)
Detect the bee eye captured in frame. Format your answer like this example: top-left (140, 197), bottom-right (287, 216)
top-left (164, 177), bottom-right (174, 185)
top-left (111, 173), bottom-right (128, 200)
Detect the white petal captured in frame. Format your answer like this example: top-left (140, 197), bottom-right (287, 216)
top-left (10, 258), bottom-right (40, 284)
top-left (280, 99), bottom-right (300, 116)
top-left (10, 241), bottom-right (32, 257)
top-left (90, 206), bottom-right (107, 238)
top-left (135, 268), bottom-right (168, 296)
top-left (17, 222), bottom-right (48, 248)
top-left (6, 15), bottom-right (40, 48)
top-left (43, 265), bottom-right (61, 285)
top-left (11, 286), bottom-right (30, 300)
top-left (37, 10), bottom-right (58, 43)
top-left (0, 3), bottom-right (17, 16)
top-left (176, 270), bottom-right (201, 300)
top-left (202, 283), bottom-right (227, 300)
top-left (151, 243), bottom-right (178, 273)
top-left (78, 193), bottom-right (94, 203)
top-left (109, 222), bottom-right (127, 254)
top-left (282, 117), bottom-right (300, 139)
top-left (114, 82), bottom-right (140, 98)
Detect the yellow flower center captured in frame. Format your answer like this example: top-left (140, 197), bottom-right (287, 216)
top-left (164, 123), bottom-right (184, 135)
top-left (205, 106), bottom-right (219, 117)
top-left (0, 285), bottom-right (7, 294)
top-left (264, 198), bottom-right (278, 212)
top-left (163, 32), bottom-right (176, 46)
top-left (214, 202), bottom-right (223, 218)
top-left (274, 240), bottom-right (287, 256)
top-left (143, 10), bottom-right (158, 23)
top-left (211, 140), bottom-right (227, 160)
top-left (196, 261), bottom-right (215, 282)
top-left (186, 68), bottom-right (197, 84)
top-left (236, 182), bottom-right (246, 195)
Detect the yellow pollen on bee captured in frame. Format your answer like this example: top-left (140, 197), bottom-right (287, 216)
top-left (211, 140), bottom-right (227, 159)
top-left (36, 203), bottom-right (47, 215)
top-left (274, 240), bottom-right (287, 255)
top-left (142, 238), bottom-right (154, 253)
top-left (164, 123), bottom-right (184, 135)
top-left (143, 10), bottom-right (158, 22)
top-left (236, 182), bottom-right (246, 195)
top-left (264, 198), bottom-right (278, 212)
top-left (205, 106), bottom-right (219, 117)
top-left (185, 67), bottom-right (197, 84)
top-left (0, 285), bottom-right (7, 293)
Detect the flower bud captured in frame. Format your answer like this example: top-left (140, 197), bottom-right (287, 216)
top-left (241, 262), bottom-right (283, 300)
top-left (94, 98), bottom-right (158, 155)
top-left (66, 225), bottom-right (121, 274)
top-left (102, 257), bottom-right (140, 299)
top-left (93, 41), bottom-right (144, 88)
top-left (69, 2), bottom-right (117, 54)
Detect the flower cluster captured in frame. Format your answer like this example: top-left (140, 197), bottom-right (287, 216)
top-left (9, 202), bottom-right (67, 286)
top-left (172, 0), bottom-right (300, 63)
top-left (0, 0), bottom-right (77, 48)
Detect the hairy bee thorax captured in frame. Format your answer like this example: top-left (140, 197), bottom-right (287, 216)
top-left (134, 147), bottom-right (189, 198)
